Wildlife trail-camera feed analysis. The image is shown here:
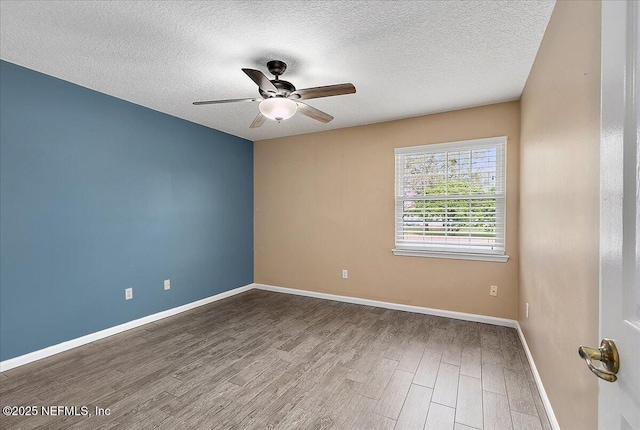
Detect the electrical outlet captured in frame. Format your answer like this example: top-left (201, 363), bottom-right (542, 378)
top-left (125, 288), bottom-right (133, 300)
top-left (342, 269), bottom-right (348, 279)
top-left (526, 302), bottom-right (529, 318)
top-left (489, 285), bottom-right (498, 297)
top-left (164, 279), bottom-right (170, 290)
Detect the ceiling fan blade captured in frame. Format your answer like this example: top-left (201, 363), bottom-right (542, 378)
top-left (296, 102), bottom-right (334, 123)
top-left (193, 98), bottom-right (260, 105)
top-left (289, 83), bottom-right (355, 100)
top-left (249, 113), bottom-right (267, 128)
top-left (242, 69), bottom-right (278, 93)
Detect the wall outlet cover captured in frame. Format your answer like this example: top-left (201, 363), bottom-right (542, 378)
top-left (164, 279), bottom-right (170, 290)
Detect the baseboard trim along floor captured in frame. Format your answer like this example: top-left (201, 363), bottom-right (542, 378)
top-left (515, 321), bottom-right (561, 430)
top-left (254, 283), bottom-right (517, 328)
top-left (0, 281), bottom-right (559, 430)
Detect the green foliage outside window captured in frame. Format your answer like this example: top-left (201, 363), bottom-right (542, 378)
top-left (402, 151), bottom-right (497, 239)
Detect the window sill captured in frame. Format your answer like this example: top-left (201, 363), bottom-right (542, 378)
top-left (391, 248), bottom-right (510, 262)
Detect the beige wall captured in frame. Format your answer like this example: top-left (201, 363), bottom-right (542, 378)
top-left (255, 101), bottom-right (520, 319)
top-left (519, 1), bottom-right (601, 429)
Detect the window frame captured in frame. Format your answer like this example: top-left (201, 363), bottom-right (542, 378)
top-left (392, 136), bottom-right (509, 263)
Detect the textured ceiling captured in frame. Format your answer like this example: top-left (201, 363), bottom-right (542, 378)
top-left (0, 1), bottom-right (555, 141)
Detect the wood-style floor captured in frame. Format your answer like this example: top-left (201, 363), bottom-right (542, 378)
top-left (0, 290), bottom-right (551, 430)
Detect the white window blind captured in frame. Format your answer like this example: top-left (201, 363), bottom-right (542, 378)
top-left (393, 137), bottom-right (507, 261)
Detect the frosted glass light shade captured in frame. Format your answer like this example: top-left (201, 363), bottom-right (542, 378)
top-left (259, 97), bottom-right (297, 121)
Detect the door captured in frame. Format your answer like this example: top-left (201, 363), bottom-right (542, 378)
top-left (599, 1), bottom-right (640, 429)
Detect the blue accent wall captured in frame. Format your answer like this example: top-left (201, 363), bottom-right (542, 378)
top-left (0, 61), bottom-right (254, 361)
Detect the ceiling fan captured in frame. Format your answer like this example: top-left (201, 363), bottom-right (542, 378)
top-left (193, 60), bottom-right (356, 128)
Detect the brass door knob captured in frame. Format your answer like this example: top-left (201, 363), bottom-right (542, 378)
top-left (578, 339), bottom-right (620, 382)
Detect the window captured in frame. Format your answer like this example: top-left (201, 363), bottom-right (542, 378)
top-left (393, 136), bottom-right (508, 262)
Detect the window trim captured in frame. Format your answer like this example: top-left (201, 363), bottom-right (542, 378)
top-left (392, 136), bottom-right (509, 263)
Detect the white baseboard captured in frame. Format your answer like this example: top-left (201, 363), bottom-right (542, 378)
top-left (515, 322), bottom-right (561, 430)
top-left (254, 283), bottom-right (517, 328)
top-left (0, 283), bottom-right (254, 372)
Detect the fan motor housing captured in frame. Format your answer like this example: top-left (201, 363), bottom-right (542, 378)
top-left (260, 80), bottom-right (296, 98)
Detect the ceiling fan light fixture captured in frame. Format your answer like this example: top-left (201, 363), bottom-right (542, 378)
top-left (193, 61), bottom-right (355, 128)
top-left (259, 97), bottom-right (297, 122)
